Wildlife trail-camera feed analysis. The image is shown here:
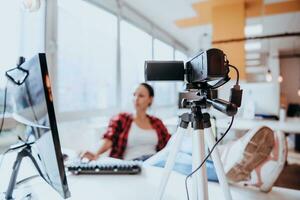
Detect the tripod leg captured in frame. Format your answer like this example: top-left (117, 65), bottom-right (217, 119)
top-left (192, 129), bottom-right (208, 200)
top-left (204, 127), bottom-right (232, 200)
top-left (154, 127), bottom-right (186, 200)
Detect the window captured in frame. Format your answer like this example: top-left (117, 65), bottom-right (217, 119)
top-left (0, 0), bottom-right (44, 88)
top-left (57, 0), bottom-right (117, 112)
top-left (175, 50), bottom-right (188, 61)
top-left (153, 39), bottom-right (177, 106)
top-left (120, 20), bottom-right (152, 109)
top-left (175, 50), bottom-right (188, 92)
top-left (0, 1), bottom-right (20, 88)
top-left (0, 1), bottom-right (45, 114)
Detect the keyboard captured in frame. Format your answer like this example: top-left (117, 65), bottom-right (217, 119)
top-left (66, 159), bottom-right (142, 175)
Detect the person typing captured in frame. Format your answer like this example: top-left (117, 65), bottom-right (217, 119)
top-left (81, 83), bottom-right (171, 161)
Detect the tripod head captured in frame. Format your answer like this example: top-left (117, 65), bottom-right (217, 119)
top-left (181, 82), bottom-right (239, 117)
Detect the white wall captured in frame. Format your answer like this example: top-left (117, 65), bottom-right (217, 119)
top-left (280, 57), bottom-right (300, 105)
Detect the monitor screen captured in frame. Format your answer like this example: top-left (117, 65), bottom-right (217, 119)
top-left (8, 54), bottom-right (70, 198)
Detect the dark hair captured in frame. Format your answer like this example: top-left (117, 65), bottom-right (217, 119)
top-left (140, 83), bottom-right (154, 97)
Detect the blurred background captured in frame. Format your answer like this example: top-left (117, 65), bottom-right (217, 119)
top-left (0, 0), bottom-right (300, 189)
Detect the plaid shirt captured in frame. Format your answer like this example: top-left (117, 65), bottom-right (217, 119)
top-left (103, 112), bottom-right (171, 159)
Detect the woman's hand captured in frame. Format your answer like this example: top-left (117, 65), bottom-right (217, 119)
top-left (80, 151), bottom-right (99, 161)
top-left (80, 139), bottom-right (112, 161)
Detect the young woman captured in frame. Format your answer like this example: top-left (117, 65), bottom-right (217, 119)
top-left (81, 83), bottom-right (171, 161)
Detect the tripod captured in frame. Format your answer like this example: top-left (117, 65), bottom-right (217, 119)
top-left (154, 99), bottom-right (232, 200)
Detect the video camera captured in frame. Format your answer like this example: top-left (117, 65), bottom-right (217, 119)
top-left (145, 49), bottom-right (229, 86)
top-left (144, 48), bottom-right (243, 116)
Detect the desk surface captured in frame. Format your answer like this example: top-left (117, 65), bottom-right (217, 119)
top-left (215, 117), bottom-right (300, 133)
top-left (0, 114), bottom-right (17, 130)
top-left (164, 116), bottom-right (300, 134)
top-left (1, 152), bottom-right (300, 200)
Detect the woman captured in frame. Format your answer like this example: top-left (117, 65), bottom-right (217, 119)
top-left (82, 83), bottom-right (171, 160)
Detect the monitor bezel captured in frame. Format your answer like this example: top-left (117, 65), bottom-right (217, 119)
top-left (38, 53), bottom-right (71, 199)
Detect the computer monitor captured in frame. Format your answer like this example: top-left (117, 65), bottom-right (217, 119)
top-left (3, 54), bottom-right (70, 199)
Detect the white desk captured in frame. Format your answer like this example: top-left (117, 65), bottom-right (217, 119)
top-left (215, 117), bottom-right (300, 133)
top-left (1, 151), bottom-right (300, 200)
top-left (0, 114), bottom-right (18, 130)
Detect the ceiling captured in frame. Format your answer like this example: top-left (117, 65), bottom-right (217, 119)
top-left (122, 0), bottom-right (212, 54)
top-left (122, 0), bottom-right (300, 55)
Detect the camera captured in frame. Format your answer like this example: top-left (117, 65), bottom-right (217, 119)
top-left (144, 48), bottom-right (242, 117)
top-left (145, 48), bottom-right (229, 84)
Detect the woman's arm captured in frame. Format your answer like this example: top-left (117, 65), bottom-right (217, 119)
top-left (81, 139), bottom-right (112, 160)
top-left (81, 113), bottom-right (125, 160)
top-left (95, 139), bottom-right (113, 157)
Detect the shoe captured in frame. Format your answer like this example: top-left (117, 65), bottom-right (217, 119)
top-left (221, 126), bottom-right (275, 183)
top-left (241, 130), bottom-right (287, 192)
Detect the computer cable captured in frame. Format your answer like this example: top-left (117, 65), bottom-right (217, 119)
top-left (184, 116), bottom-right (234, 200)
top-left (0, 80), bottom-right (8, 136)
top-left (16, 175), bottom-right (40, 187)
top-left (229, 65), bottom-right (239, 85)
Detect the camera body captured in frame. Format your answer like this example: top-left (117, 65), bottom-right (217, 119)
top-left (144, 48), bottom-right (228, 84)
top-left (186, 49), bottom-right (228, 83)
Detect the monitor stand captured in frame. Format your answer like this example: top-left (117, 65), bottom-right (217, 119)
top-left (2, 143), bottom-right (45, 200)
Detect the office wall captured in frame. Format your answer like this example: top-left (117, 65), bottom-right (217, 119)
top-left (280, 57), bottom-right (300, 105)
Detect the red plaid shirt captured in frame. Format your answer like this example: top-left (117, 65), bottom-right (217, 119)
top-left (103, 112), bottom-right (171, 159)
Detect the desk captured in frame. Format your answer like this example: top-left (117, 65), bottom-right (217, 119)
top-left (215, 117), bottom-right (300, 133)
top-left (0, 114), bottom-right (17, 130)
top-left (1, 152), bottom-right (300, 200)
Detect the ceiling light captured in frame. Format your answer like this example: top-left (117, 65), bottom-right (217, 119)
top-left (22, 0), bottom-right (41, 12)
top-left (246, 60), bottom-right (260, 66)
top-left (246, 53), bottom-right (261, 60)
top-left (266, 69), bottom-right (272, 82)
top-left (245, 42), bottom-right (262, 51)
top-left (245, 24), bottom-right (263, 36)
top-left (278, 75), bottom-right (283, 83)
top-left (298, 88), bottom-right (300, 97)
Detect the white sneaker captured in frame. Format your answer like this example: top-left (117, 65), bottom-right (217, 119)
top-left (221, 126), bottom-right (275, 182)
top-left (241, 130), bottom-right (287, 192)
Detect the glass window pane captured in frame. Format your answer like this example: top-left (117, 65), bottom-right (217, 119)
top-left (175, 50), bottom-right (188, 91)
top-left (57, 0), bottom-right (117, 112)
top-left (154, 39), bottom-right (173, 60)
top-left (0, 1), bottom-right (44, 116)
top-left (175, 50), bottom-right (188, 61)
top-left (0, 1), bottom-right (20, 87)
top-left (0, 0), bottom-right (20, 116)
top-left (0, 1), bottom-right (44, 87)
top-left (120, 21), bottom-right (152, 109)
top-left (21, 4), bottom-right (45, 59)
top-left (153, 39), bottom-right (176, 106)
